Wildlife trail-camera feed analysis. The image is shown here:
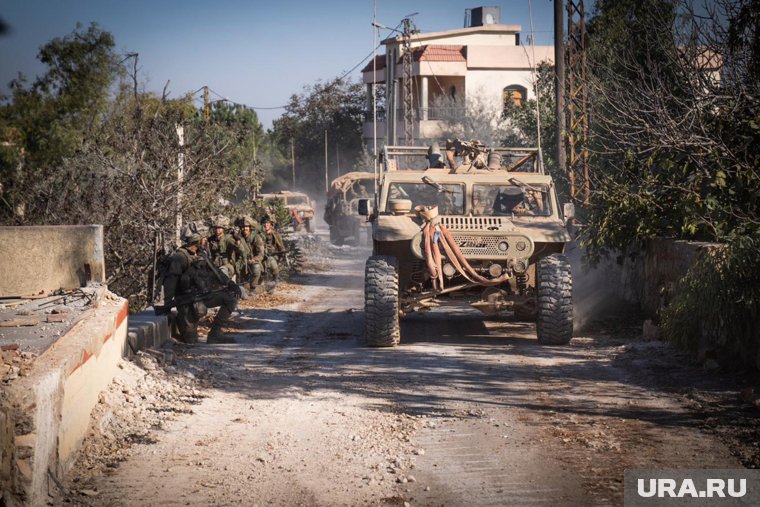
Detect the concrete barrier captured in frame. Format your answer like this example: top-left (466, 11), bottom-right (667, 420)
top-left (0, 225), bottom-right (173, 505)
top-left (126, 313), bottom-right (171, 358)
top-left (0, 225), bottom-right (106, 297)
top-left (2, 294), bottom-right (128, 505)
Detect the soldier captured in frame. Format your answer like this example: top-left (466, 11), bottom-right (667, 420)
top-left (159, 225), bottom-right (239, 344)
top-left (472, 189), bottom-right (488, 215)
top-left (237, 215), bottom-right (266, 288)
top-left (261, 215), bottom-right (286, 281)
top-left (208, 215), bottom-right (242, 280)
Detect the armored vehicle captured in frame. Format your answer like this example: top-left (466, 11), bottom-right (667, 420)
top-left (360, 140), bottom-right (574, 347)
top-left (260, 191), bottom-right (315, 233)
top-left (324, 172), bottom-right (374, 245)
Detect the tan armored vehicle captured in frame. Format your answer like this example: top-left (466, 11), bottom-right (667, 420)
top-left (261, 191), bottom-right (315, 233)
top-left (359, 140), bottom-right (574, 347)
top-left (324, 172), bottom-right (374, 245)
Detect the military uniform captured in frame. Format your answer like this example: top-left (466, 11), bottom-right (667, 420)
top-left (262, 217), bottom-right (286, 280)
top-left (208, 216), bottom-right (242, 280)
top-left (161, 228), bottom-right (238, 344)
top-left (235, 215), bottom-right (266, 287)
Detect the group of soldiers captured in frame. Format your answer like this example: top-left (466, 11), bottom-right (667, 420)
top-left (158, 213), bottom-right (287, 345)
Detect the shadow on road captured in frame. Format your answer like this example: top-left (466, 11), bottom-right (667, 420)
top-left (173, 289), bottom-right (758, 444)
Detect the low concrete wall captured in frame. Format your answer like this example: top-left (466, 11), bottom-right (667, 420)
top-left (0, 225), bottom-right (106, 297)
top-left (3, 296), bottom-right (128, 506)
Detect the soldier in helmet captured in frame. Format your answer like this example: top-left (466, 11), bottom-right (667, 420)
top-left (160, 223), bottom-right (239, 344)
top-left (261, 215), bottom-right (286, 281)
top-left (208, 215), bottom-right (243, 280)
top-left (236, 215), bottom-right (266, 288)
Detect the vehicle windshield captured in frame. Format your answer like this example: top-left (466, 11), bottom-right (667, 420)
top-left (387, 182), bottom-right (464, 215)
top-left (471, 184), bottom-right (551, 217)
top-left (286, 196), bottom-right (308, 205)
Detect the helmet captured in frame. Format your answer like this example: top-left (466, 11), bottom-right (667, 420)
top-left (238, 215), bottom-right (257, 227)
top-left (211, 215), bottom-right (230, 228)
top-left (260, 215), bottom-right (272, 225)
top-left (181, 223), bottom-right (203, 245)
top-left (187, 220), bottom-right (208, 236)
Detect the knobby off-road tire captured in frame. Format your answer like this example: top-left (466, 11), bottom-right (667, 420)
top-left (330, 227), bottom-right (344, 246)
top-left (364, 255), bottom-right (400, 347)
top-left (536, 254), bottom-right (573, 345)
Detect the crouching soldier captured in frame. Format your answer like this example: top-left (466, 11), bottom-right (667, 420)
top-left (236, 215), bottom-right (266, 288)
top-left (159, 224), bottom-right (240, 344)
top-left (261, 215), bottom-right (286, 281)
top-left (208, 215), bottom-right (243, 281)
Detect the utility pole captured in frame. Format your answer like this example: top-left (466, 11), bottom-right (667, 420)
top-left (291, 139), bottom-right (296, 187)
top-left (554, 0), bottom-right (566, 181)
top-left (402, 17), bottom-right (415, 144)
top-left (373, 0), bottom-right (378, 186)
top-left (175, 124), bottom-right (185, 245)
top-left (324, 130), bottom-right (329, 193)
top-left (203, 86), bottom-right (210, 122)
top-left (567, 0), bottom-right (589, 202)
top-left (253, 134), bottom-right (260, 200)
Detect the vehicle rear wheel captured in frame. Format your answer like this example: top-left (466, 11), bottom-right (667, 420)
top-left (351, 223), bottom-right (361, 246)
top-left (536, 254), bottom-right (573, 345)
top-left (364, 255), bottom-right (400, 347)
top-left (330, 227), bottom-right (343, 246)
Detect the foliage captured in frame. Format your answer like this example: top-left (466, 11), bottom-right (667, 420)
top-left (581, 0), bottom-right (760, 257)
top-left (0, 25), bottom-right (265, 308)
top-left (660, 237), bottom-right (760, 366)
top-left (427, 62), bottom-right (566, 196)
top-left (270, 78), bottom-right (366, 194)
top-left (581, 0), bottom-right (760, 366)
top-left (1, 22), bottom-right (120, 215)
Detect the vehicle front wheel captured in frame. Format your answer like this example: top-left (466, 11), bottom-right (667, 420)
top-left (364, 255), bottom-right (400, 347)
top-left (305, 218), bottom-right (314, 233)
top-left (536, 254), bottom-right (573, 345)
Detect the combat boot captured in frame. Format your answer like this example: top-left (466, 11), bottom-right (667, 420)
top-left (206, 306), bottom-right (235, 344)
top-left (206, 325), bottom-right (234, 344)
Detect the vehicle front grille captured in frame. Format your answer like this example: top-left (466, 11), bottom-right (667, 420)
top-left (440, 216), bottom-right (505, 231)
top-left (450, 235), bottom-right (507, 258)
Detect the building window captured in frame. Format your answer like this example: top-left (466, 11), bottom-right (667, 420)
top-left (503, 85), bottom-right (527, 107)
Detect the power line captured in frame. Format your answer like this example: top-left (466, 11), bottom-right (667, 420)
top-left (198, 43), bottom-right (383, 113)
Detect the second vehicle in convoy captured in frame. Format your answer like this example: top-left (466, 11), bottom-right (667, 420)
top-left (260, 191), bottom-right (316, 233)
top-left (324, 172), bottom-right (374, 246)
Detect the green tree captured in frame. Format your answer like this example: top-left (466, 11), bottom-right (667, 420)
top-left (270, 78), bottom-right (365, 194)
top-left (0, 22), bottom-right (119, 220)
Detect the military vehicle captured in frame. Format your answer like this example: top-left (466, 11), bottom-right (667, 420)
top-left (359, 140), bottom-right (574, 347)
top-left (260, 191), bottom-right (316, 233)
top-left (324, 172), bottom-right (374, 246)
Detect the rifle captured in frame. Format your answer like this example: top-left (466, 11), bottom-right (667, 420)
top-left (154, 286), bottom-right (239, 316)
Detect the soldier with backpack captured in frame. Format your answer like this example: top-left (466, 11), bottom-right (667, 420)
top-left (157, 222), bottom-right (240, 344)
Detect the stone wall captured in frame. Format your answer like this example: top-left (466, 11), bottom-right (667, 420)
top-left (621, 239), bottom-right (721, 318)
top-left (0, 225), bottom-right (106, 297)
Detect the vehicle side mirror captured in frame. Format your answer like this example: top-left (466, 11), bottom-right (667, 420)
top-left (563, 202), bottom-right (575, 221)
top-left (358, 198), bottom-right (370, 216)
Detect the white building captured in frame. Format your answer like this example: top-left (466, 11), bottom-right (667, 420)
top-left (362, 6), bottom-right (553, 147)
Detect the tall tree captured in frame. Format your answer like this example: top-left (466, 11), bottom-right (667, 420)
top-left (270, 78), bottom-right (365, 194)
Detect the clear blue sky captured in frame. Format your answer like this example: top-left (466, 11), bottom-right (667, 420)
top-left (0, 0), bottom-right (558, 128)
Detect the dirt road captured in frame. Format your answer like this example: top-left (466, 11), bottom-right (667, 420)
top-left (66, 243), bottom-right (756, 506)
